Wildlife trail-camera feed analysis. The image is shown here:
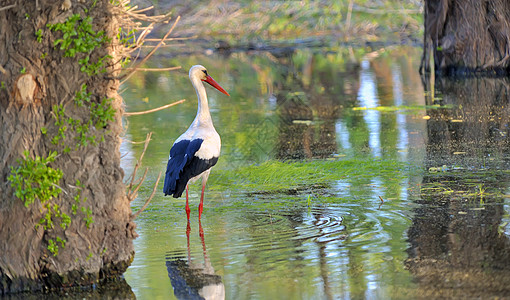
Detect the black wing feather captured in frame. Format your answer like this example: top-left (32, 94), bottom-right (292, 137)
top-left (163, 139), bottom-right (218, 198)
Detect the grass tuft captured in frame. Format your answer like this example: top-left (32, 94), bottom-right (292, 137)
top-left (210, 158), bottom-right (411, 193)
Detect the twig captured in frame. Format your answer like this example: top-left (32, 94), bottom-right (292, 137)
top-left (52, 183), bottom-right (68, 195)
top-left (126, 132), bottom-right (152, 190)
top-left (130, 5), bottom-right (154, 14)
top-left (353, 5), bottom-right (422, 15)
top-left (124, 99), bottom-right (185, 116)
top-left (345, 0), bottom-right (353, 31)
top-left (131, 171), bottom-right (162, 219)
top-left (0, 4), bottom-right (16, 11)
top-left (139, 44), bottom-right (187, 48)
top-left (128, 167), bottom-right (148, 200)
top-left (122, 138), bottom-right (153, 144)
top-left (143, 36), bottom-right (197, 42)
top-left (124, 66), bottom-right (181, 72)
top-left (120, 15), bottom-right (181, 85)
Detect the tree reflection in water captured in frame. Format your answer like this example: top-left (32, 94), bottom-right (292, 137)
top-left (407, 77), bottom-right (510, 298)
top-left (242, 47), bottom-right (361, 160)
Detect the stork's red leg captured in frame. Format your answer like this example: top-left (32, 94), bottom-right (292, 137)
top-left (185, 184), bottom-right (190, 220)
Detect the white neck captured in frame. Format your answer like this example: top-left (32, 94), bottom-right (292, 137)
top-left (191, 75), bottom-right (213, 126)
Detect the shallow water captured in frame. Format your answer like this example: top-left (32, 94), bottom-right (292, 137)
top-left (122, 46), bottom-right (510, 299)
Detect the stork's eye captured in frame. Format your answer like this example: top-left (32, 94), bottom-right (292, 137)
top-left (202, 70), bottom-right (208, 76)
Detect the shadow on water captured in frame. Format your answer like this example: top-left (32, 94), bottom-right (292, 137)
top-left (406, 76), bottom-right (510, 298)
top-left (166, 222), bottom-right (225, 300)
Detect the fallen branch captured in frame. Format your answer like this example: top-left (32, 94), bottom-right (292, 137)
top-left (143, 36), bottom-right (197, 42)
top-left (131, 171), bottom-right (162, 219)
top-left (124, 99), bottom-right (185, 116)
top-left (124, 66), bottom-right (181, 72)
top-left (139, 44), bottom-right (187, 49)
top-left (129, 5), bottom-right (154, 14)
top-left (353, 5), bottom-right (422, 15)
top-left (345, 0), bottom-right (354, 31)
top-left (0, 4), bottom-right (16, 11)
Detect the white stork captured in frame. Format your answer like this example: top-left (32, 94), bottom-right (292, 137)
top-left (163, 65), bottom-right (230, 220)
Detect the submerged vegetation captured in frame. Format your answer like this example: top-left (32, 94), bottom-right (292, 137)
top-left (421, 169), bottom-right (510, 201)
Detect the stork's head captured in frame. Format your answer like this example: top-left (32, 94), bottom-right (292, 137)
top-left (189, 65), bottom-right (230, 96)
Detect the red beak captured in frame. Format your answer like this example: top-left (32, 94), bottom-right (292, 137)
top-left (202, 75), bottom-right (230, 96)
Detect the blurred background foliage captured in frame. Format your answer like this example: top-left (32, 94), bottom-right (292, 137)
top-left (133, 0), bottom-right (423, 47)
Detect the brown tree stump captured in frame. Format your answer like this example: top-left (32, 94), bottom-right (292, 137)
top-left (421, 0), bottom-right (510, 75)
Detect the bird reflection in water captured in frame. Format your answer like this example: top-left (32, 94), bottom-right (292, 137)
top-left (166, 222), bottom-right (225, 300)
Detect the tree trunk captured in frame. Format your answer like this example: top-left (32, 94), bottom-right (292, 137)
top-left (0, 0), bottom-right (136, 293)
top-left (421, 0), bottom-right (510, 75)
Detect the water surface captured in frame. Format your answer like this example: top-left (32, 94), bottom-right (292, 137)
top-left (122, 47), bottom-right (510, 299)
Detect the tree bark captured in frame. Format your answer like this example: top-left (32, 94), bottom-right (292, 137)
top-left (0, 0), bottom-right (136, 293)
top-left (421, 0), bottom-right (510, 75)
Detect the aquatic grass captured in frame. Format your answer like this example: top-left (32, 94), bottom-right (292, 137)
top-left (352, 104), bottom-right (454, 113)
top-left (420, 169), bottom-right (510, 201)
top-left (210, 158), bottom-right (413, 194)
